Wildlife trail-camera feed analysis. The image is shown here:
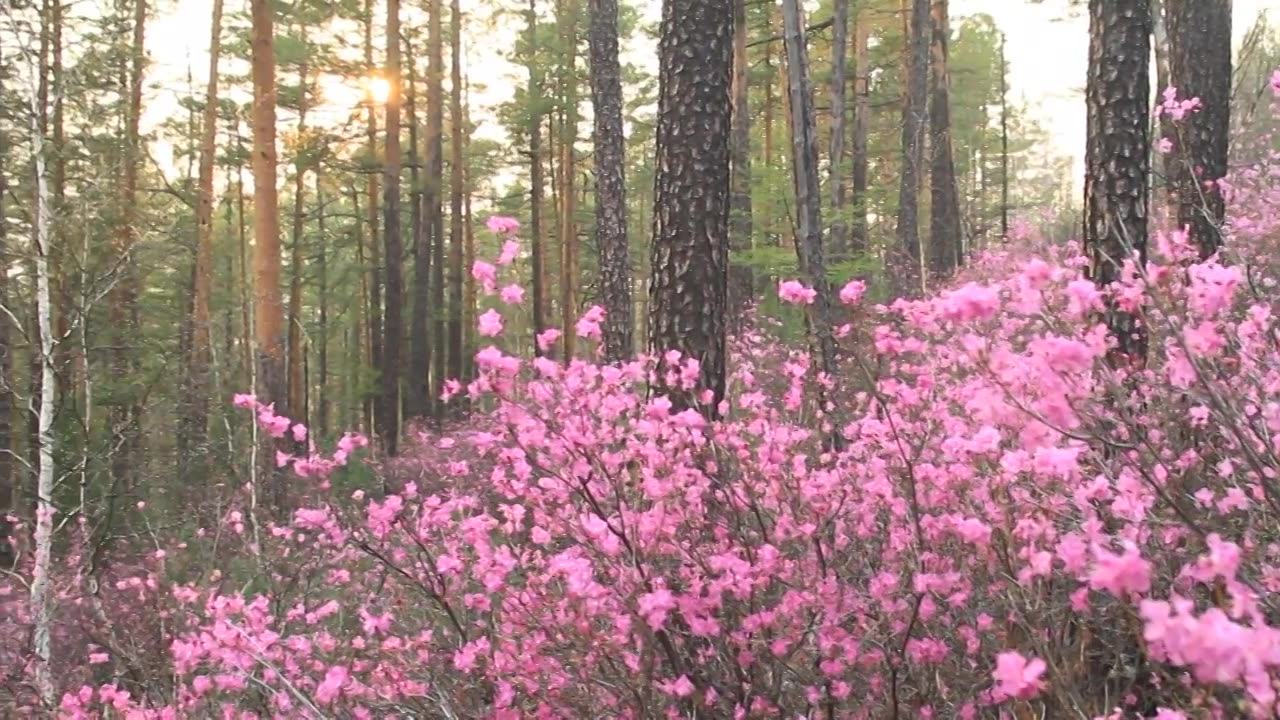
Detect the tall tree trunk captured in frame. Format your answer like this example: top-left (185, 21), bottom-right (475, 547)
top-left (26, 75), bottom-right (58, 708)
top-left (1085, 0), bottom-right (1150, 364)
top-left (407, 35), bottom-right (429, 420)
top-left (589, 0), bottom-right (633, 362)
top-left (728, 0), bottom-right (754, 328)
top-left (51, 0), bottom-right (69, 397)
top-left (428, 0), bottom-right (447, 420)
top-left (0, 118), bottom-right (12, 567)
top-left (528, 0), bottom-right (548, 355)
top-left (250, 0), bottom-right (287, 509)
top-left (649, 0), bottom-right (732, 417)
top-left (892, 0), bottom-right (929, 297)
top-left (288, 52), bottom-right (310, 433)
top-left (463, 72), bottom-right (477, 377)
top-left (782, 0), bottom-right (838, 384)
top-left (316, 170), bottom-right (330, 438)
top-left (363, 0), bottom-right (382, 433)
top-left (110, 0), bottom-right (147, 494)
top-left (999, 31), bottom-right (1009, 240)
top-left (1151, 0), bottom-right (1171, 195)
top-left (382, 0), bottom-right (404, 452)
top-left (558, 0), bottom-right (579, 363)
top-left (236, 153), bottom-right (252, 384)
top-left (187, 0), bottom-right (224, 467)
top-left (447, 0), bottom-right (466, 388)
top-left (827, 0), bottom-right (849, 261)
top-left (353, 186), bottom-right (371, 431)
top-left (849, 5), bottom-right (869, 255)
top-left (927, 0), bottom-right (961, 276)
top-left (1166, 0), bottom-right (1230, 259)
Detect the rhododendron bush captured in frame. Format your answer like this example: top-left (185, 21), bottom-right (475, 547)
top-left (7, 116), bottom-right (1280, 720)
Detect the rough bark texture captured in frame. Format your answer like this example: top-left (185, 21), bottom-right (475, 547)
top-left (447, 0), bottom-right (466, 391)
top-left (728, 0), bottom-right (754, 328)
top-left (408, 34), bottom-right (432, 420)
top-left (0, 125), bottom-right (11, 567)
top-left (251, 0), bottom-right (288, 509)
top-left (288, 52), bottom-right (310, 433)
top-left (648, 0), bottom-right (733, 416)
top-left (589, 0), bottom-right (633, 362)
top-left (363, 0), bottom-right (382, 433)
top-left (782, 0), bottom-right (838, 385)
top-left (381, 0), bottom-right (404, 453)
top-left (428, 0), bottom-right (447, 419)
top-left (316, 170), bottom-right (330, 438)
top-left (892, 0), bottom-right (929, 297)
top-left (850, 7), bottom-right (869, 254)
top-left (528, 0), bottom-right (548, 356)
top-left (827, 0), bottom-right (849, 261)
top-left (1151, 0), bottom-right (1171, 193)
top-left (1085, 0), bottom-right (1151, 363)
top-left (927, 0), bottom-right (962, 276)
top-left (557, 0), bottom-right (580, 363)
top-left (1166, 0), bottom-right (1231, 259)
top-left (186, 0), bottom-right (224, 465)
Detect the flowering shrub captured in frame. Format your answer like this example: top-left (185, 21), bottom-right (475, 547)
top-left (6, 91), bottom-right (1280, 720)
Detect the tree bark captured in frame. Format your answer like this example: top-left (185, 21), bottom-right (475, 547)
top-left (251, 0), bottom-right (288, 509)
top-left (428, 0), bottom-right (447, 420)
top-left (288, 51), bottom-right (310, 434)
top-left (892, 0), bottom-right (929, 297)
top-left (558, 0), bottom-right (580, 363)
top-left (728, 0), bottom-right (754, 328)
top-left (849, 6), bottom-right (869, 255)
top-left (381, 0), bottom-right (405, 452)
top-left (827, 0), bottom-right (849, 261)
top-left (927, 0), bottom-right (962, 276)
top-left (1166, 0), bottom-right (1230, 259)
top-left (1085, 0), bottom-right (1151, 364)
top-left (648, 0), bottom-right (732, 417)
top-left (782, 0), bottom-right (838, 384)
top-left (407, 32), bottom-right (431, 420)
top-left (0, 98), bottom-right (12, 567)
top-left (363, 0), bottom-right (383, 433)
top-left (589, 0), bottom-right (633, 362)
top-left (447, 0), bottom-right (466, 390)
top-left (187, 0), bottom-right (224, 467)
top-left (527, 0), bottom-right (549, 356)
top-left (316, 169), bottom-right (330, 438)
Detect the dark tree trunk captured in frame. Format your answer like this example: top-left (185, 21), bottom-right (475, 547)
top-left (648, 0), bottom-right (733, 417)
top-left (381, 0), bottom-right (404, 453)
top-left (528, 0), bottom-right (548, 355)
top-left (407, 35), bottom-right (432, 420)
top-left (363, 0), bottom-right (383, 433)
top-left (728, 0), bottom-right (753, 325)
top-left (316, 170), bottom-right (330, 438)
top-left (927, 0), bottom-right (961, 276)
top-left (849, 7), bottom-right (869, 254)
top-left (447, 0), bottom-right (466, 391)
top-left (999, 32), bottom-right (1009, 240)
top-left (428, 0), bottom-right (447, 420)
top-left (589, 0), bottom-right (633, 362)
top-left (288, 52), bottom-right (310, 433)
top-left (782, 0), bottom-right (838, 383)
top-left (1085, 0), bottom-right (1151, 364)
top-left (1166, 0), bottom-right (1230, 259)
top-left (0, 135), bottom-right (12, 565)
top-left (892, 0), bottom-right (929, 297)
top-left (827, 0), bottom-right (849, 261)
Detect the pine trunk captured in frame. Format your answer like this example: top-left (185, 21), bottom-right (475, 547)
top-left (558, 0), bottom-right (579, 363)
top-left (407, 34), bottom-right (429, 420)
top-left (381, 0), bottom-right (405, 452)
top-left (892, 0), bottom-right (929, 297)
top-left (849, 6), bottom-right (869, 254)
top-left (364, 0), bottom-right (383, 433)
top-left (1166, 0), bottom-right (1230, 259)
top-left (827, 0), bottom-right (849, 261)
top-left (0, 122), bottom-right (12, 566)
top-left (187, 0), bottom-right (224, 466)
top-left (250, 0), bottom-right (287, 509)
top-left (1085, 0), bottom-right (1151, 364)
top-left (316, 170), bottom-right (330, 438)
top-left (589, 0), bottom-right (633, 361)
top-left (927, 0), bottom-right (961, 276)
top-left (728, 0), bottom-right (754, 328)
top-left (649, 0), bottom-right (732, 417)
top-left (528, 0), bottom-right (548, 355)
top-left (428, 0), bottom-right (447, 420)
top-left (288, 53), bottom-right (310, 432)
top-left (447, 0), bottom-right (466, 388)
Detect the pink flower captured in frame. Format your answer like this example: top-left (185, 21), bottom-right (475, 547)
top-left (1271, 69), bottom-right (1280, 96)
top-left (577, 306), bottom-right (605, 339)
top-left (1156, 137), bottom-right (1173, 153)
top-left (497, 240), bottom-right (520, 265)
top-left (478, 309), bottom-right (504, 337)
top-left (471, 260), bottom-right (497, 293)
top-left (500, 284), bottom-right (525, 305)
top-left (232, 393), bottom-right (257, 409)
top-left (314, 665), bottom-right (349, 704)
top-left (839, 279), bottom-right (866, 305)
top-left (778, 280), bottom-right (817, 305)
top-left (486, 215), bottom-right (521, 234)
top-left (940, 283), bottom-right (1000, 321)
top-left (291, 423), bottom-right (307, 442)
top-left (537, 328), bottom-right (562, 353)
top-left (1090, 543), bottom-right (1152, 597)
top-left (992, 652), bottom-right (1046, 701)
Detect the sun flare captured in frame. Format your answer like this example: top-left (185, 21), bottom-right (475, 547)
top-left (366, 76), bottom-right (392, 106)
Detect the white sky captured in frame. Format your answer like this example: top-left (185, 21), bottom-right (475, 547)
top-left (142, 0), bottom-right (1280, 194)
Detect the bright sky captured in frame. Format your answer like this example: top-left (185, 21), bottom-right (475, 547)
top-left (142, 0), bottom-right (1280, 195)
